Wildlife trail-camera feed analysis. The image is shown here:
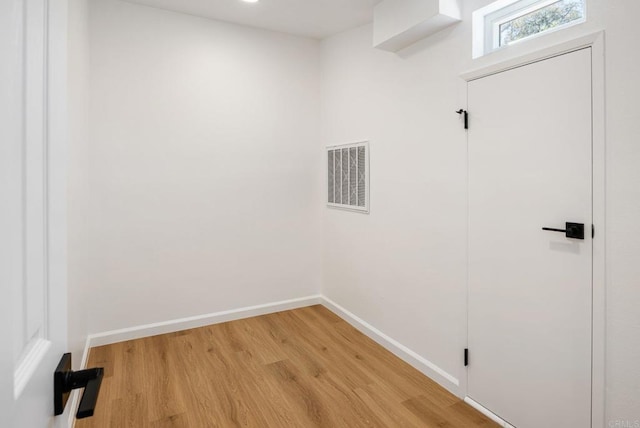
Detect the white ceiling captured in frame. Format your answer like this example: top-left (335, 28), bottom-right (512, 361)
top-left (122, 0), bottom-right (382, 39)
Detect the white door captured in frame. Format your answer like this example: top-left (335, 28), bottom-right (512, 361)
top-left (1, 0), bottom-right (69, 427)
top-left (468, 48), bottom-right (592, 428)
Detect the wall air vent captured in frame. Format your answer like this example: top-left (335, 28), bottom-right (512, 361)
top-left (327, 141), bottom-right (369, 213)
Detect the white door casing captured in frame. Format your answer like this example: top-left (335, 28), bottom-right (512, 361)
top-left (467, 47), bottom-right (593, 428)
top-left (1, 0), bottom-right (68, 427)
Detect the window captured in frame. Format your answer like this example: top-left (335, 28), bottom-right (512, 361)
top-left (473, 0), bottom-right (586, 58)
top-left (327, 142), bottom-right (369, 213)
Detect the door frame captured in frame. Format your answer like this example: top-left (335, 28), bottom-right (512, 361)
top-left (460, 31), bottom-right (605, 428)
top-left (49, 0), bottom-right (70, 424)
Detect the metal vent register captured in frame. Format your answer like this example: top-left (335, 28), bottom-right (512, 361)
top-left (327, 142), bottom-right (369, 213)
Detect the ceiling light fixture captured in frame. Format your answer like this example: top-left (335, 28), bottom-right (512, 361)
top-left (241, 0), bottom-right (259, 3)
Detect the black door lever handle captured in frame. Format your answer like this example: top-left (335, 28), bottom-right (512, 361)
top-left (75, 368), bottom-right (104, 418)
top-left (54, 353), bottom-right (104, 419)
top-left (542, 222), bottom-right (585, 240)
top-left (542, 227), bottom-right (567, 233)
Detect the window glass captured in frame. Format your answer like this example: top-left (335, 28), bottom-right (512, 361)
top-left (473, 0), bottom-right (586, 58)
top-left (498, 0), bottom-right (585, 46)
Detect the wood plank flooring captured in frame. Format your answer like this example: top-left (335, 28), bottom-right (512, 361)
top-left (76, 305), bottom-right (497, 427)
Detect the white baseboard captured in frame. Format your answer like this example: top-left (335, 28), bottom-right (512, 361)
top-left (320, 296), bottom-right (460, 394)
top-left (87, 295), bottom-right (323, 348)
top-left (72, 293), bottom-right (460, 427)
top-left (65, 296), bottom-right (320, 427)
top-left (464, 397), bottom-right (513, 427)
top-left (67, 336), bottom-right (91, 428)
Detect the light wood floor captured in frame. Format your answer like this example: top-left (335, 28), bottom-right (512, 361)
top-left (77, 305), bottom-right (497, 427)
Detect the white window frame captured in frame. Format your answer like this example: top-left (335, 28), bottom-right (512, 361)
top-left (326, 141), bottom-right (369, 214)
top-left (473, 0), bottom-right (586, 58)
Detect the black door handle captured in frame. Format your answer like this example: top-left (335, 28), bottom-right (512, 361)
top-left (542, 222), bottom-right (585, 240)
top-left (54, 353), bottom-right (104, 419)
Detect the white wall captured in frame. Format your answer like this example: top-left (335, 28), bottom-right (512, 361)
top-left (321, 0), bottom-right (640, 422)
top-left (603, 1), bottom-right (640, 423)
top-left (321, 20), bottom-right (468, 392)
top-left (67, 0), bottom-right (639, 422)
top-left (76, 0), bottom-right (322, 334)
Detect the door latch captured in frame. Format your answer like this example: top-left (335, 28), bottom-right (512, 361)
top-left (54, 353), bottom-right (104, 419)
top-left (542, 222), bottom-right (585, 240)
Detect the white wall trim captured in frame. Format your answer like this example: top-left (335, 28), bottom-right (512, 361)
top-left (86, 295), bottom-right (323, 348)
top-left (464, 397), bottom-right (514, 428)
top-left (461, 30), bottom-right (604, 82)
top-left (67, 296), bottom-right (323, 427)
top-left (75, 294), bottom-right (459, 421)
top-left (68, 336), bottom-right (91, 428)
top-left (589, 30), bottom-right (607, 428)
top-left (320, 296), bottom-right (460, 394)
top-left (460, 30), bottom-right (606, 428)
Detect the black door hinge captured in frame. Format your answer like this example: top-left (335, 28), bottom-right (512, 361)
top-left (456, 109), bottom-right (468, 130)
top-left (592, 224), bottom-right (595, 238)
top-left (464, 348), bottom-right (469, 367)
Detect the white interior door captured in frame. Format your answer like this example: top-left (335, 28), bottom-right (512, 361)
top-left (1, 0), bottom-right (69, 426)
top-left (468, 48), bottom-right (592, 428)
